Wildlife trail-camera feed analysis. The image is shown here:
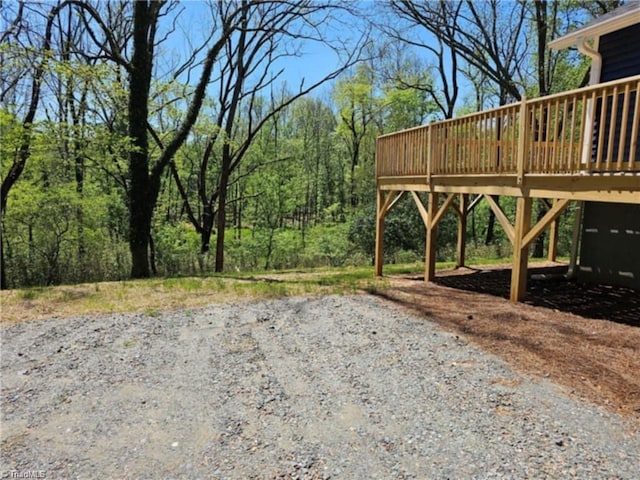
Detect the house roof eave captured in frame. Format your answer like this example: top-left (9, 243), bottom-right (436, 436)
top-left (549, 3), bottom-right (640, 50)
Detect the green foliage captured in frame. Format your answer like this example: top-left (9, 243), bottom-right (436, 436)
top-left (302, 223), bottom-right (353, 267)
top-left (162, 278), bottom-right (203, 290)
top-left (153, 223), bottom-right (201, 276)
top-left (1, 100), bottom-right (130, 287)
top-left (348, 196), bottom-right (427, 264)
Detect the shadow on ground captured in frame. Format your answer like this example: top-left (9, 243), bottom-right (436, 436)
top-left (419, 265), bottom-right (640, 327)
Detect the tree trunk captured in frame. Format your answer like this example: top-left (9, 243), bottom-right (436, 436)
top-left (214, 153), bottom-right (232, 273)
top-left (471, 207), bottom-right (477, 247)
top-left (149, 233), bottom-right (157, 275)
top-left (350, 138), bottom-right (360, 207)
top-left (127, 1), bottom-right (155, 278)
top-left (0, 226), bottom-right (6, 290)
top-left (532, 201), bottom-right (548, 258)
top-left (236, 191), bottom-right (242, 241)
top-left (200, 202), bottom-right (215, 255)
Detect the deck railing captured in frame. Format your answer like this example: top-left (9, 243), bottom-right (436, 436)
top-left (376, 75), bottom-right (640, 180)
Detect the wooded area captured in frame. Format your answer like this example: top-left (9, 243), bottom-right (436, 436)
top-left (0, 0), bottom-right (621, 289)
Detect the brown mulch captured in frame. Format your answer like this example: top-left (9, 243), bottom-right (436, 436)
top-left (377, 263), bottom-right (640, 418)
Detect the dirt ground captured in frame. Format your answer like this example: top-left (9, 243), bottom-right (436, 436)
top-left (377, 262), bottom-right (640, 418)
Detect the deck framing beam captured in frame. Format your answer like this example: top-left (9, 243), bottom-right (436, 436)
top-left (410, 191), bottom-right (429, 227)
top-left (379, 174), bottom-right (640, 204)
top-left (484, 194), bottom-right (515, 244)
top-left (522, 198), bottom-right (571, 250)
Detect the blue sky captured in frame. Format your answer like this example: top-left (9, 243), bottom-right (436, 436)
top-left (162, 1), bottom-right (370, 98)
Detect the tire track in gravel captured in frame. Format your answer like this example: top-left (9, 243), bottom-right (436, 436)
top-left (250, 296), bottom-right (392, 477)
top-left (249, 295), bottom-right (515, 477)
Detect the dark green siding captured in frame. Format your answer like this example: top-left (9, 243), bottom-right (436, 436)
top-left (579, 23), bottom-right (640, 290)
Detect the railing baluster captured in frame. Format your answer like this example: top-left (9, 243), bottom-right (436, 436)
top-left (576, 93), bottom-right (586, 173)
top-left (536, 102), bottom-right (544, 172)
top-left (606, 85), bottom-right (619, 170)
top-left (475, 116), bottom-right (479, 173)
top-left (404, 132), bottom-right (408, 175)
top-left (559, 98), bottom-right (568, 172)
top-left (567, 95), bottom-right (578, 173)
top-left (407, 130), bottom-right (412, 174)
top-left (532, 106), bottom-right (538, 172)
top-left (443, 124), bottom-right (447, 174)
top-left (463, 118), bottom-right (469, 173)
top-left (491, 114), bottom-right (497, 173)
top-left (440, 125), bottom-right (445, 174)
top-left (453, 121), bottom-right (458, 174)
top-left (477, 116), bottom-right (482, 172)
top-left (543, 102), bottom-right (552, 172)
top-left (487, 112), bottom-right (492, 173)
top-left (617, 83), bottom-right (631, 171)
top-left (452, 122), bottom-right (457, 174)
top-left (432, 126), bottom-right (438, 174)
top-left (479, 114), bottom-right (485, 173)
top-left (412, 129), bottom-right (417, 175)
top-left (437, 125), bottom-right (443, 174)
top-left (483, 113), bottom-right (488, 173)
top-left (629, 81), bottom-right (640, 170)
top-left (474, 116), bottom-right (480, 172)
top-left (596, 88), bottom-right (608, 171)
top-left (507, 107), bottom-right (513, 171)
top-left (515, 106), bottom-right (519, 170)
top-left (517, 98), bottom-right (528, 183)
top-left (471, 116), bottom-right (476, 173)
top-left (553, 100), bottom-right (558, 172)
top-left (427, 124), bottom-right (432, 182)
top-left (452, 122), bottom-right (458, 174)
top-left (459, 119), bottom-right (464, 173)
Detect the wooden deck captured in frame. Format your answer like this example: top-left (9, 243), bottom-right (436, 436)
top-left (375, 75), bottom-right (640, 301)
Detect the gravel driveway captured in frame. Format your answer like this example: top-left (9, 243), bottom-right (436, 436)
top-left (1, 295), bottom-right (638, 479)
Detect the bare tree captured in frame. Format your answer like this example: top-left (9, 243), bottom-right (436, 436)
top-left (166, 0), bottom-right (368, 272)
top-left (389, 0), bottom-right (529, 107)
top-left (378, 1), bottom-right (461, 119)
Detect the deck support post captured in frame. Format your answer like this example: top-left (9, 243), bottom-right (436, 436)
top-left (456, 194), bottom-right (468, 268)
top-left (375, 189), bottom-right (386, 277)
top-left (548, 199), bottom-right (560, 261)
top-left (510, 196), bottom-right (533, 302)
top-left (425, 191), bottom-right (439, 282)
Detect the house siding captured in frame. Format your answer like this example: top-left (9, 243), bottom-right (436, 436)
top-left (593, 23), bottom-right (640, 162)
top-left (579, 203), bottom-right (640, 288)
top-left (599, 23), bottom-right (640, 81)
top-left (578, 23), bottom-right (640, 289)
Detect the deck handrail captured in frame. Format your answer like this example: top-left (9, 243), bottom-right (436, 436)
top-left (376, 74), bottom-right (640, 180)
